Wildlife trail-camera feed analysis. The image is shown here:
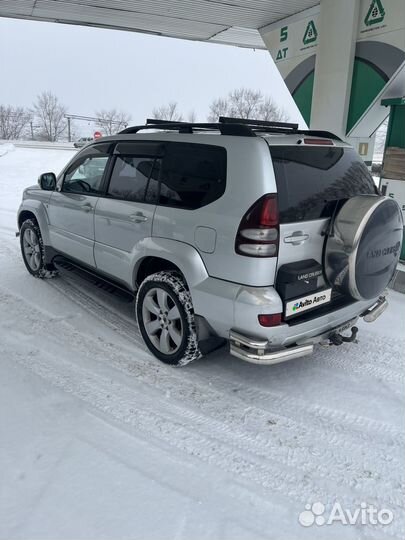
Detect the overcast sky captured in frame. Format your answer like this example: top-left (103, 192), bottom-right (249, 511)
top-left (0, 17), bottom-right (304, 128)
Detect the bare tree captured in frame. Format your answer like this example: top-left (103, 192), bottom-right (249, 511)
top-left (208, 88), bottom-right (288, 123)
top-left (95, 109), bottom-right (131, 136)
top-left (207, 98), bottom-right (230, 122)
top-left (0, 105), bottom-right (31, 140)
top-left (32, 91), bottom-right (67, 141)
top-left (258, 97), bottom-right (290, 123)
top-left (228, 88), bottom-right (262, 118)
top-left (152, 102), bottom-right (183, 122)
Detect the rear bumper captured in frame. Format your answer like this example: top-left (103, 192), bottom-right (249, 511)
top-left (192, 276), bottom-right (386, 347)
top-left (230, 330), bottom-right (314, 365)
top-left (230, 290), bottom-right (381, 347)
top-left (229, 296), bottom-right (388, 365)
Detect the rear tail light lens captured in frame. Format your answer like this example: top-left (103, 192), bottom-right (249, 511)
top-left (258, 313), bottom-right (282, 327)
top-left (237, 243), bottom-right (277, 257)
top-left (235, 194), bottom-right (279, 257)
top-left (259, 195), bottom-right (279, 227)
top-left (239, 228), bottom-right (278, 241)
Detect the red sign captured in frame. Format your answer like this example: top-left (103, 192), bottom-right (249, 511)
top-left (94, 131), bottom-right (102, 139)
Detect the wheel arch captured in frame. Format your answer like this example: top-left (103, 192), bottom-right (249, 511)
top-left (18, 202), bottom-right (51, 245)
top-left (135, 257), bottom-right (183, 287)
top-left (18, 210), bottom-right (37, 229)
top-left (132, 238), bottom-right (209, 292)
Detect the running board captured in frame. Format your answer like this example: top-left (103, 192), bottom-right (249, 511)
top-left (53, 257), bottom-right (134, 303)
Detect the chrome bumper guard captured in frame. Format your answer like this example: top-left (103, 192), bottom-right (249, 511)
top-left (360, 295), bottom-right (388, 323)
top-left (229, 330), bottom-right (313, 365)
top-left (230, 295), bottom-right (388, 365)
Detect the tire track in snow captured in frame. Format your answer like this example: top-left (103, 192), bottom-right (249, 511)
top-left (208, 377), bottom-right (404, 445)
top-left (49, 276), bottom-right (145, 349)
top-left (28, 281), bottom-right (405, 487)
top-left (5, 343), bottom-right (404, 540)
top-left (315, 339), bottom-right (405, 390)
top-left (1, 286), bottom-right (403, 513)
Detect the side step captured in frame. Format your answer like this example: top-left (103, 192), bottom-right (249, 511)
top-left (53, 257), bottom-right (134, 303)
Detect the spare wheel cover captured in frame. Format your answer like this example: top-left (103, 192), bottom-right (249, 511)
top-left (324, 195), bottom-right (403, 300)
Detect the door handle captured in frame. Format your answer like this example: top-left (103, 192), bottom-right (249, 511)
top-left (129, 212), bottom-right (148, 223)
top-left (82, 203), bottom-right (93, 212)
top-left (284, 231), bottom-right (309, 245)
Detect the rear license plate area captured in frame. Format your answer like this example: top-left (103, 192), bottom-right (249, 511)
top-left (285, 289), bottom-right (332, 319)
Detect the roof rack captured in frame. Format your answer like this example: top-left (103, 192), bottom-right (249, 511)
top-left (118, 117), bottom-right (343, 142)
top-left (219, 116), bottom-right (299, 130)
top-left (119, 118), bottom-right (256, 136)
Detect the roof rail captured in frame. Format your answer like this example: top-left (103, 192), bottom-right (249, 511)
top-left (118, 117), bottom-right (343, 142)
top-left (146, 118), bottom-right (187, 125)
top-left (119, 119), bottom-right (256, 137)
top-left (218, 116), bottom-right (343, 141)
top-left (219, 116), bottom-right (299, 130)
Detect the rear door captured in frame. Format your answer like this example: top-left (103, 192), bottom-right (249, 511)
top-left (48, 145), bottom-right (111, 266)
top-left (269, 144), bottom-right (377, 317)
top-left (94, 141), bottom-right (162, 286)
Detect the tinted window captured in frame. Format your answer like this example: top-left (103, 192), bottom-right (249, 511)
top-left (145, 159), bottom-right (161, 203)
top-left (63, 155), bottom-right (108, 194)
top-left (80, 142), bottom-right (113, 157)
top-left (108, 156), bottom-right (160, 203)
top-left (115, 142), bottom-right (164, 157)
top-left (270, 146), bottom-right (377, 223)
top-left (159, 143), bottom-right (226, 209)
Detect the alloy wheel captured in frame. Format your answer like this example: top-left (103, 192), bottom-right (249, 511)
top-left (22, 228), bottom-right (41, 271)
top-left (142, 287), bottom-right (184, 354)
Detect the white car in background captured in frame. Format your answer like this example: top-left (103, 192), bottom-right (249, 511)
top-left (73, 136), bottom-right (94, 148)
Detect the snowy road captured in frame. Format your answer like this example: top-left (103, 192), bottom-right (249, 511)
top-left (1, 145), bottom-right (404, 540)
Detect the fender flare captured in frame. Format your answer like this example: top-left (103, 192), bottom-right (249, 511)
top-left (18, 201), bottom-right (51, 245)
top-left (132, 237), bottom-right (209, 291)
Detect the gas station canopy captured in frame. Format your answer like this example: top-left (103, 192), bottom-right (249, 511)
top-left (0, 0), bottom-right (320, 49)
top-left (1, 0), bottom-right (404, 148)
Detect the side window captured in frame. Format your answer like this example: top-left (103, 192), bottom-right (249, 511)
top-left (159, 143), bottom-right (227, 210)
top-left (107, 156), bottom-right (161, 203)
top-left (63, 155), bottom-right (109, 194)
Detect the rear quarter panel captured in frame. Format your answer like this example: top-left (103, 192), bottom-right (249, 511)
top-left (152, 135), bottom-right (278, 287)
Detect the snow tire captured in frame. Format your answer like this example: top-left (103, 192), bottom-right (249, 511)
top-left (20, 219), bottom-right (58, 279)
top-left (136, 271), bottom-right (202, 366)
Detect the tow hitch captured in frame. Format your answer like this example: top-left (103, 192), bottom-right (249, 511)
top-left (328, 326), bottom-right (358, 346)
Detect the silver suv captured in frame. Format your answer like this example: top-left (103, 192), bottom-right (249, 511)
top-left (17, 117), bottom-right (403, 367)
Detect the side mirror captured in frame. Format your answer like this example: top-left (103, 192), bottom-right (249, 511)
top-left (38, 172), bottom-right (56, 191)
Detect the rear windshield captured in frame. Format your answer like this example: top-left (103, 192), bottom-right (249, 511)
top-left (270, 146), bottom-right (377, 223)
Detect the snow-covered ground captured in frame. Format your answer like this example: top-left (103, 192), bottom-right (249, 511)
top-left (0, 144), bottom-right (404, 540)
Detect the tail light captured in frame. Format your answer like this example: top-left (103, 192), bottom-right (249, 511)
top-left (235, 194), bottom-right (279, 257)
